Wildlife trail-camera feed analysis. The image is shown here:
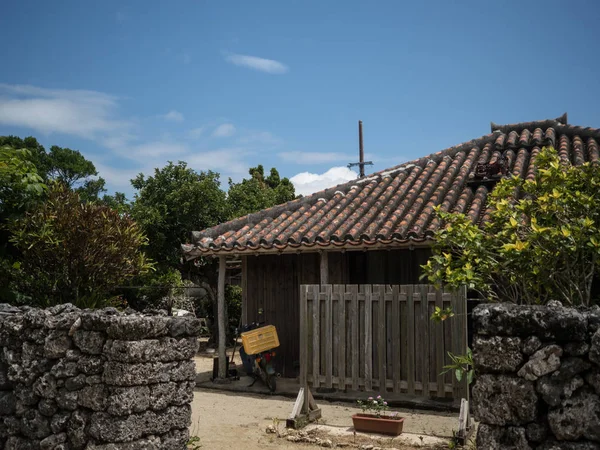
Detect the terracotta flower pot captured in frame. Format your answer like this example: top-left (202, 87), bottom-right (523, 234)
top-left (352, 413), bottom-right (405, 436)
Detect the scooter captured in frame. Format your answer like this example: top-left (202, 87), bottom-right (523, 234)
top-left (238, 322), bottom-right (279, 392)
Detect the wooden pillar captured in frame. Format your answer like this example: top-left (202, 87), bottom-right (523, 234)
top-left (320, 251), bottom-right (329, 285)
top-left (218, 254), bottom-right (227, 379)
top-left (241, 255), bottom-right (248, 325)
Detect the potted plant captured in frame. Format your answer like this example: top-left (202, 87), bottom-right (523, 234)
top-left (352, 395), bottom-right (405, 436)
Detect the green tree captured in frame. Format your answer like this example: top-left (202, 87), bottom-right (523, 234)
top-left (8, 183), bottom-right (152, 307)
top-left (227, 165), bottom-right (296, 218)
top-left (422, 147), bottom-right (600, 306)
top-left (0, 136), bottom-right (109, 202)
top-left (0, 136), bottom-right (47, 177)
top-left (131, 161), bottom-right (228, 268)
top-left (0, 145), bottom-right (46, 218)
top-left (101, 191), bottom-right (131, 214)
top-left (0, 144), bottom-right (47, 302)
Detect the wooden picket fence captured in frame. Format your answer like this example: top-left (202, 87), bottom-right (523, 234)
top-left (299, 284), bottom-right (468, 402)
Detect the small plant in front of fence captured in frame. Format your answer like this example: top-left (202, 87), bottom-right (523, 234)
top-left (442, 348), bottom-right (474, 385)
top-left (356, 396), bottom-right (400, 419)
top-left (353, 395), bottom-right (405, 436)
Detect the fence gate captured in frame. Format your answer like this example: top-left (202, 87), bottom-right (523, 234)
top-left (299, 284), bottom-right (468, 402)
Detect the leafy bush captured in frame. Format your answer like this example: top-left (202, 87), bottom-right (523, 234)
top-left (423, 147), bottom-right (600, 306)
top-left (8, 183), bottom-right (152, 307)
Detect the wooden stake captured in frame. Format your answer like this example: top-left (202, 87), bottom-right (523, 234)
top-left (218, 254), bottom-right (227, 379)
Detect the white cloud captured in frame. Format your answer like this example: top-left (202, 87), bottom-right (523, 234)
top-left (162, 110), bottom-right (184, 122)
top-left (0, 83), bottom-right (274, 195)
top-left (224, 53), bottom-right (289, 74)
top-left (212, 123), bottom-right (236, 138)
top-left (187, 148), bottom-right (251, 178)
top-left (237, 130), bottom-right (281, 146)
top-left (94, 161), bottom-right (141, 191)
top-left (279, 151), bottom-right (351, 164)
top-left (0, 83), bottom-right (127, 138)
top-left (290, 166), bottom-right (358, 196)
top-left (187, 127), bottom-right (205, 138)
top-left (129, 142), bottom-right (188, 159)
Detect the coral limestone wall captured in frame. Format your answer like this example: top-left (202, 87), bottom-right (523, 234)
top-left (0, 303), bottom-right (200, 449)
top-left (472, 301), bottom-right (600, 450)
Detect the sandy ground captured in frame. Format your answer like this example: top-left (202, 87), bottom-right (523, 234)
top-left (190, 344), bottom-right (460, 449)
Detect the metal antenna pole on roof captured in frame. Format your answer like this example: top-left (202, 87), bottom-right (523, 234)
top-left (359, 120), bottom-right (365, 177)
top-left (347, 120), bottom-right (373, 178)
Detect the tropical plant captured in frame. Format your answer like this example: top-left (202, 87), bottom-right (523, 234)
top-left (423, 146), bottom-right (600, 306)
top-left (442, 348), bottom-right (474, 385)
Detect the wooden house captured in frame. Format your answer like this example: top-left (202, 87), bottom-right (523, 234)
top-left (183, 114), bottom-right (600, 378)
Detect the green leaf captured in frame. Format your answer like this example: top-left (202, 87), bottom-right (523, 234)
top-left (467, 369), bottom-right (474, 385)
top-left (455, 369), bottom-right (463, 382)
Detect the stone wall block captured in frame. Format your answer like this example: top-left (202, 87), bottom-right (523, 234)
top-left (105, 317), bottom-right (170, 340)
top-left (536, 375), bottom-right (584, 406)
top-left (50, 360), bottom-right (79, 378)
top-left (44, 331), bottom-right (72, 359)
top-left (167, 317), bottom-right (202, 338)
top-left (149, 381), bottom-right (195, 410)
top-left (104, 336), bottom-right (199, 363)
top-left (89, 404), bottom-right (191, 443)
top-left (33, 373), bottom-right (57, 399)
top-left (586, 368), bottom-right (600, 394)
top-left (73, 330), bottom-right (106, 355)
top-left (475, 424), bottom-right (531, 450)
top-left (102, 362), bottom-right (171, 386)
top-left (161, 428), bottom-right (190, 449)
top-left (473, 303), bottom-right (588, 341)
top-left (0, 392), bottom-right (16, 415)
top-left (548, 389), bottom-right (600, 442)
top-left (590, 329), bottom-right (600, 365)
top-left (20, 409), bottom-right (51, 439)
top-left (517, 345), bottom-right (563, 381)
top-left (40, 431), bottom-right (67, 449)
top-left (77, 384), bottom-right (106, 411)
top-left (106, 386), bottom-right (150, 416)
top-left (522, 336), bottom-right (542, 355)
top-left (0, 305), bottom-right (199, 447)
top-left (564, 341), bottom-right (590, 356)
top-left (472, 374), bottom-right (538, 425)
top-left (77, 355), bottom-right (105, 375)
top-left (170, 360), bottom-right (197, 382)
top-left (473, 336), bottom-right (523, 372)
top-left (537, 442), bottom-right (600, 450)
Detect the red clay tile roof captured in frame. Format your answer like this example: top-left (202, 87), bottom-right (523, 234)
top-left (182, 114), bottom-right (600, 257)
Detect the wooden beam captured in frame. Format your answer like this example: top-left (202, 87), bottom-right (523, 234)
top-left (319, 251), bottom-right (329, 285)
top-left (185, 239), bottom-right (433, 258)
top-left (218, 254), bottom-right (227, 379)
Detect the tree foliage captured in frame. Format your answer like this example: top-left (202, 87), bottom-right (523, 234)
top-left (227, 165), bottom-right (296, 218)
top-left (0, 145), bottom-right (46, 217)
top-left (7, 183), bottom-right (152, 307)
top-left (131, 161), bottom-right (228, 268)
top-left (423, 147), bottom-right (600, 306)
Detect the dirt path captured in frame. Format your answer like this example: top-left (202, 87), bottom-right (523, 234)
top-left (191, 344), bottom-right (458, 449)
top-left (190, 389), bottom-right (456, 449)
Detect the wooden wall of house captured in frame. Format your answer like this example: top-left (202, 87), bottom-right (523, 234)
top-left (242, 247), bottom-right (432, 377)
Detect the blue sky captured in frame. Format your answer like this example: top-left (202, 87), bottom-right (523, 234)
top-left (1, 1), bottom-right (600, 197)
